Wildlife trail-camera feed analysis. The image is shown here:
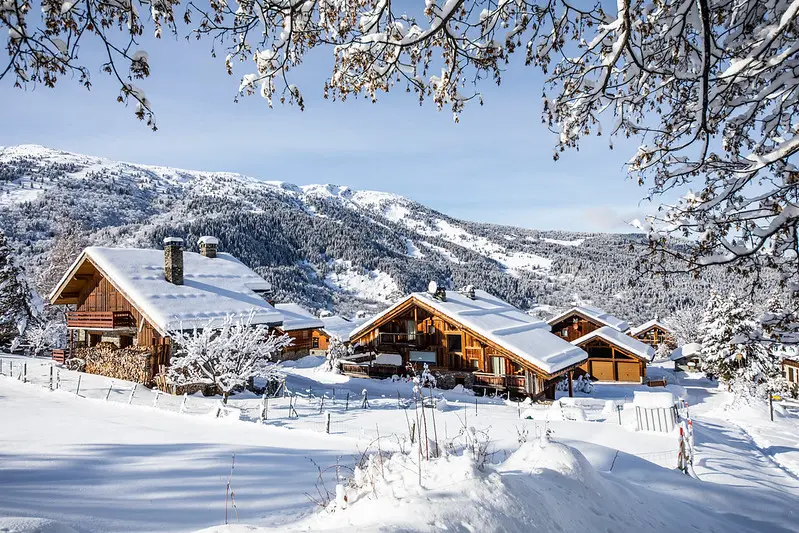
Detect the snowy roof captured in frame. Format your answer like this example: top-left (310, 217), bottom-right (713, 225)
top-left (320, 315), bottom-right (362, 340)
top-left (274, 303), bottom-right (325, 331)
top-left (633, 391), bottom-right (676, 409)
top-left (630, 319), bottom-right (671, 337)
top-left (547, 306), bottom-right (629, 332)
top-left (51, 247), bottom-right (283, 334)
top-left (351, 289), bottom-right (588, 375)
top-left (571, 326), bottom-right (656, 361)
top-left (670, 342), bottom-right (701, 361)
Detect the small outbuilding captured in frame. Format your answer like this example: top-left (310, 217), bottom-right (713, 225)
top-left (670, 343), bottom-right (702, 372)
top-left (572, 326), bottom-right (655, 383)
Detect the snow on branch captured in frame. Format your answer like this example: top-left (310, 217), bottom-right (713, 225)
top-left (4, 0), bottom-right (799, 297)
top-left (167, 312), bottom-right (292, 402)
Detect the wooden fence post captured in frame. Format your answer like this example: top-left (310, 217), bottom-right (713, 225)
top-left (105, 381), bottom-right (114, 401)
top-left (49, 365), bottom-right (54, 391)
top-left (22, 363), bottom-right (27, 383)
top-left (325, 412), bottom-right (331, 434)
top-left (128, 384), bottom-right (138, 405)
top-left (75, 374), bottom-right (82, 396)
top-left (153, 390), bottom-right (161, 408)
top-left (259, 393), bottom-right (267, 422)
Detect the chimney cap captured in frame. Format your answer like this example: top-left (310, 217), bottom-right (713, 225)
top-left (198, 236), bottom-right (219, 245)
top-left (163, 237), bottom-right (184, 246)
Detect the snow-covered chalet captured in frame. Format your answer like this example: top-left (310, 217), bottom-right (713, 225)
top-left (549, 306), bottom-right (654, 382)
top-left (49, 237), bottom-right (306, 382)
top-left (347, 286), bottom-right (589, 400)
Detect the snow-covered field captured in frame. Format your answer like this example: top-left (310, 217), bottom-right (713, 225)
top-left (1, 356), bottom-right (798, 532)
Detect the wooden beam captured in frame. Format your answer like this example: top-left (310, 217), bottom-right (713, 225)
top-left (568, 370), bottom-right (574, 398)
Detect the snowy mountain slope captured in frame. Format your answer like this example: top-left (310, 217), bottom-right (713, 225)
top-left (0, 145), bottom-right (745, 321)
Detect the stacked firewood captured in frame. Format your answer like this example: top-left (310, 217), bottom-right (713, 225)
top-left (75, 343), bottom-right (153, 384)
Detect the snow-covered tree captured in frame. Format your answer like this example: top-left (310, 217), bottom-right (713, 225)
top-left (23, 315), bottom-right (66, 357)
top-left (167, 314), bottom-right (293, 403)
top-left (324, 336), bottom-right (350, 373)
top-left (0, 232), bottom-right (35, 347)
top-left (700, 291), bottom-right (782, 397)
top-left (5, 2), bottom-right (798, 300)
top-left (665, 308), bottom-right (704, 347)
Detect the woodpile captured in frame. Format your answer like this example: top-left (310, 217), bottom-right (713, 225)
top-left (75, 343), bottom-right (153, 384)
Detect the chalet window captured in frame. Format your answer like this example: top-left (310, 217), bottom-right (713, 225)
top-left (406, 319), bottom-right (417, 341)
top-left (789, 367), bottom-right (795, 383)
top-left (470, 359), bottom-right (479, 370)
top-left (561, 329), bottom-right (568, 337)
top-left (446, 334), bottom-right (462, 353)
top-left (491, 356), bottom-right (506, 376)
top-left (409, 351), bottom-right (436, 364)
top-left (312, 336), bottom-right (319, 349)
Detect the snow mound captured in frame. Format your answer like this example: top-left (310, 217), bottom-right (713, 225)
top-left (212, 438), bottom-right (747, 533)
top-left (0, 517), bottom-right (79, 533)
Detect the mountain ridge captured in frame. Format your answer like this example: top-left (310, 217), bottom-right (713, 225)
top-left (0, 144), bottom-right (735, 324)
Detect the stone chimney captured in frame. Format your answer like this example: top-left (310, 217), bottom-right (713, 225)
top-left (163, 237), bottom-right (184, 285)
top-left (198, 236), bottom-right (218, 258)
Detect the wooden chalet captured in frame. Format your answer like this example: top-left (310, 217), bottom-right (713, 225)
top-left (629, 319), bottom-right (675, 348)
top-left (273, 303), bottom-right (326, 360)
top-left (348, 287), bottom-right (588, 399)
top-left (571, 326), bottom-right (655, 383)
top-left (49, 237), bottom-right (284, 382)
top-left (548, 306), bottom-right (629, 342)
top-left (783, 358), bottom-right (799, 388)
top-left (306, 315), bottom-right (361, 356)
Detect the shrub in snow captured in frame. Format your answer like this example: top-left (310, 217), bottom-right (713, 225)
top-left (23, 316), bottom-right (66, 357)
top-left (411, 363), bottom-right (437, 389)
top-left (573, 375), bottom-right (593, 394)
top-left (167, 313), bottom-right (292, 403)
top-left (324, 336), bottom-right (350, 373)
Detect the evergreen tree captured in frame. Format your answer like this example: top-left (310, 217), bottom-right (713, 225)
top-left (700, 291), bottom-right (782, 395)
top-left (0, 231), bottom-right (35, 347)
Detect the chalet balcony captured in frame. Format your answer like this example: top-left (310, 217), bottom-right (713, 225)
top-left (66, 311), bottom-right (135, 329)
top-left (473, 372), bottom-right (527, 392)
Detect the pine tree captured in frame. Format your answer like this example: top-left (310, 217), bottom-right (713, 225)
top-left (700, 291), bottom-right (782, 396)
top-left (0, 232), bottom-right (35, 347)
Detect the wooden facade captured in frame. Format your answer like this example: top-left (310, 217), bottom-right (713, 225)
top-left (51, 256), bottom-right (171, 378)
top-left (550, 311), bottom-right (605, 342)
top-left (783, 359), bottom-right (799, 387)
top-left (632, 324), bottom-right (674, 348)
top-left (279, 327), bottom-right (329, 359)
top-left (350, 297), bottom-right (581, 399)
top-left (574, 337), bottom-right (647, 383)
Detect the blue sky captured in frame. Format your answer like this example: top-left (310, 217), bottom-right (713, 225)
top-left (0, 29), bottom-right (655, 232)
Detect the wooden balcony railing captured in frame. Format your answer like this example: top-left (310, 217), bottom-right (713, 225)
top-left (378, 332), bottom-right (416, 345)
top-left (473, 372), bottom-right (527, 391)
top-left (67, 311), bottom-right (135, 329)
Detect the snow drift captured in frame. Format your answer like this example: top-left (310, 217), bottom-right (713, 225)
top-left (197, 438), bottom-right (748, 533)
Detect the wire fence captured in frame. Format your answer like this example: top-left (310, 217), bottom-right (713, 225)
top-left (0, 355), bottom-right (684, 469)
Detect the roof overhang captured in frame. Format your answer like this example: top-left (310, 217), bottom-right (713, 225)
top-left (572, 329), bottom-right (655, 362)
top-left (49, 252), bottom-right (170, 337)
